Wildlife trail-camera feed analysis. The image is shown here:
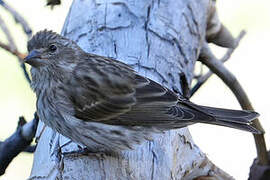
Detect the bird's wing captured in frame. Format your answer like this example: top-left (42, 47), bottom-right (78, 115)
top-left (65, 56), bottom-right (138, 121)
top-left (64, 55), bottom-right (205, 126)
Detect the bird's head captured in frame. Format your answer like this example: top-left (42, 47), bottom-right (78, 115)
top-left (24, 30), bottom-right (81, 68)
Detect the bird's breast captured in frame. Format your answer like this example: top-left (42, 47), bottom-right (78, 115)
top-left (36, 89), bottom-right (65, 132)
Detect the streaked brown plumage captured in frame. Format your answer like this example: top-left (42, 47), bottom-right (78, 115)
top-left (24, 30), bottom-right (261, 152)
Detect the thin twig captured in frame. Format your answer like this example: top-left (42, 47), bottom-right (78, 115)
top-left (0, 15), bottom-right (16, 51)
top-left (199, 42), bottom-right (268, 166)
top-left (190, 30), bottom-right (246, 97)
top-left (0, 41), bottom-right (26, 59)
top-left (20, 63), bottom-right (31, 84)
top-left (0, 1), bottom-right (32, 39)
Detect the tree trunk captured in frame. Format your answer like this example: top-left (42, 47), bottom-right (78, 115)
top-left (29, 0), bottom-right (233, 179)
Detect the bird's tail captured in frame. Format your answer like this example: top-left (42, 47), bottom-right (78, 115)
top-left (198, 105), bottom-right (261, 133)
top-left (180, 101), bottom-right (262, 134)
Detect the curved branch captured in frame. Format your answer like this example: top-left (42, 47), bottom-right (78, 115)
top-left (190, 30), bottom-right (246, 97)
top-left (199, 42), bottom-right (268, 166)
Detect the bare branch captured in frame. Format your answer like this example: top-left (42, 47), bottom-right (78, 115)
top-left (190, 30), bottom-right (246, 97)
top-left (0, 1), bottom-right (32, 84)
top-left (0, 114), bottom-right (38, 175)
top-left (23, 145), bottom-right (36, 153)
top-left (0, 1), bottom-right (32, 38)
top-left (249, 150), bottom-right (270, 180)
top-left (206, 0), bottom-right (235, 48)
top-left (0, 15), bottom-right (16, 51)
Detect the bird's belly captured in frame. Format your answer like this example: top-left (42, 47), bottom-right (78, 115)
top-left (60, 113), bottom-right (156, 152)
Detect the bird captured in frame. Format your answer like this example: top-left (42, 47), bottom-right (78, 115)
top-left (24, 30), bottom-right (261, 152)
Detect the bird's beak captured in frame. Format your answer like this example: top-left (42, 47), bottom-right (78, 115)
top-left (24, 50), bottom-right (42, 66)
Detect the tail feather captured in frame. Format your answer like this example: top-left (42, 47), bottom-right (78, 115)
top-left (181, 101), bottom-right (262, 134)
top-left (208, 118), bottom-right (260, 134)
top-left (199, 105), bottom-right (259, 123)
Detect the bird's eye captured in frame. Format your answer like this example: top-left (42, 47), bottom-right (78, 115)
top-left (49, 44), bottom-right (57, 52)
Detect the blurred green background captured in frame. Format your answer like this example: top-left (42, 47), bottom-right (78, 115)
top-left (0, 0), bottom-right (269, 179)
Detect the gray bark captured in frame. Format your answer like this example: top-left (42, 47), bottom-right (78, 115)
top-left (29, 0), bottom-right (233, 179)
